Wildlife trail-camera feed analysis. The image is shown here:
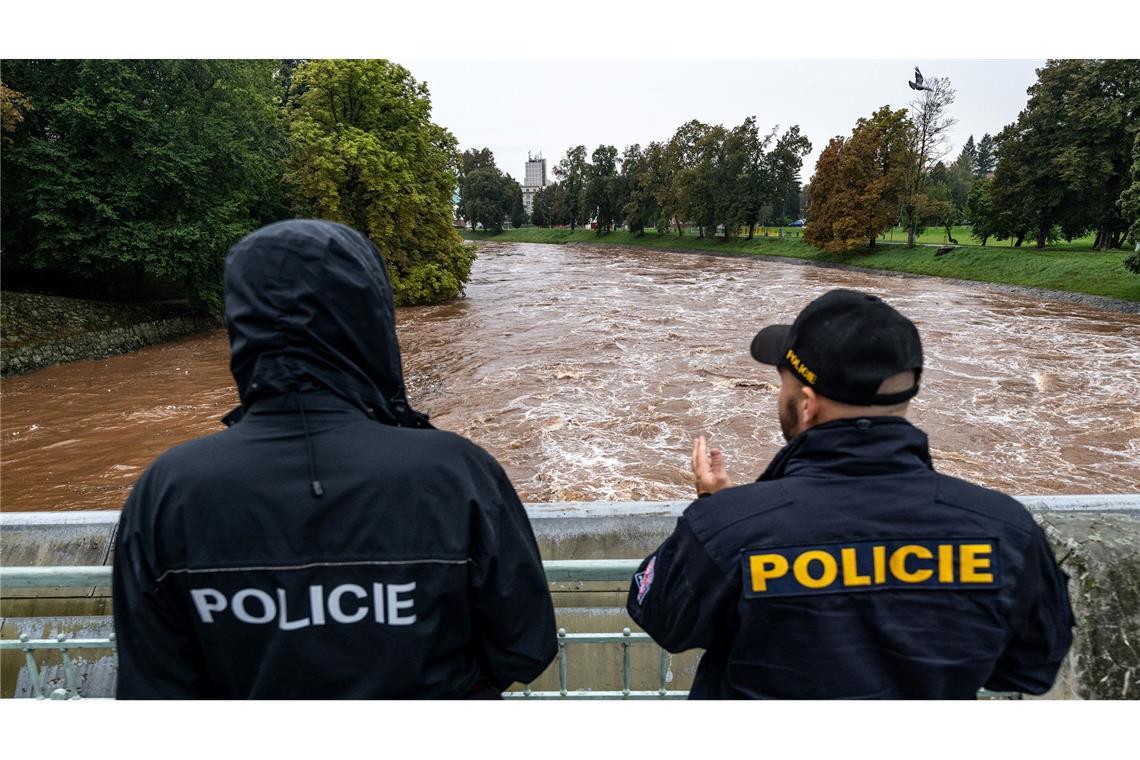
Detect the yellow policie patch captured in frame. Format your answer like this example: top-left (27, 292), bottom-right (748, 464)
top-left (742, 539), bottom-right (1000, 598)
top-left (785, 349), bottom-right (817, 385)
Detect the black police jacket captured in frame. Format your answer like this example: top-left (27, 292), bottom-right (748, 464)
top-left (627, 417), bottom-right (1075, 699)
top-left (113, 220), bottom-right (557, 698)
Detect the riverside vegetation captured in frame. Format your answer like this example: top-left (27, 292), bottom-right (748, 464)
top-left (465, 227), bottom-right (1140, 302)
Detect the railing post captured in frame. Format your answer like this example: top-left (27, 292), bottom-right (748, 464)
top-left (658, 647), bottom-right (670, 696)
top-left (58, 633), bottom-right (80, 699)
top-left (557, 628), bottom-right (568, 697)
top-left (20, 634), bottom-right (45, 700)
top-left (621, 627), bottom-right (632, 698)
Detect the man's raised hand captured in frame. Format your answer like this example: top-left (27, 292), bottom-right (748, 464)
top-left (692, 435), bottom-right (732, 497)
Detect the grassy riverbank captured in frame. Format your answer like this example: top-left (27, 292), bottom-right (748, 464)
top-left (464, 228), bottom-right (1140, 301)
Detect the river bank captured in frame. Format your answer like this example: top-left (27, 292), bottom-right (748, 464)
top-left (0, 291), bottom-right (218, 376)
top-left (464, 228), bottom-right (1140, 304)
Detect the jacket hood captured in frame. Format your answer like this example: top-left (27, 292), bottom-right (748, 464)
top-left (222, 219), bottom-right (431, 429)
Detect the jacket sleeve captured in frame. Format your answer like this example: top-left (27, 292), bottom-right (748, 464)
top-left (626, 514), bottom-right (738, 653)
top-left (468, 458), bottom-right (558, 690)
top-left (112, 471), bottom-right (203, 699)
top-left (984, 524), bottom-right (1076, 695)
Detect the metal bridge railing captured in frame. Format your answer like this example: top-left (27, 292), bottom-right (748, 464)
top-left (0, 561), bottom-right (1019, 700)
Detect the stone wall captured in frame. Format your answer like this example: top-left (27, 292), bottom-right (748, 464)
top-left (1, 291), bottom-right (217, 376)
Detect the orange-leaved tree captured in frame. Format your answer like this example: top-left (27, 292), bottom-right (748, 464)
top-left (805, 106), bottom-right (912, 253)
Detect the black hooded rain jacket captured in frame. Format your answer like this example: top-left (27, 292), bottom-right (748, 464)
top-left (113, 219), bottom-right (557, 698)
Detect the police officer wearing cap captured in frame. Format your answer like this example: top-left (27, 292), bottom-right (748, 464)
top-left (627, 289), bottom-right (1075, 699)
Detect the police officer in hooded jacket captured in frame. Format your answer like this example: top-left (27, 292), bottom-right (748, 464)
top-left (113, 220), bottom-right (557, 699)
top-left (627, 289), bottom-right (1075, 699)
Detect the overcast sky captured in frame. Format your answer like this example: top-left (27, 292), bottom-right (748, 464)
top-left (409, 60), bottom-right (1044, 186)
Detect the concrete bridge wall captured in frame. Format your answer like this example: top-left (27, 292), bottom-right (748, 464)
top-left (2, 498), bottom-right (1137, 699)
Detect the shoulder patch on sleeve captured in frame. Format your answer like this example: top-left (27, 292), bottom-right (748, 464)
top-left (635, 556), bottom-right (657, 605)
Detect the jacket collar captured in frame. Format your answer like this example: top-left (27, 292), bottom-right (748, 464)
top-left (757, 416), bottom-right (933, 481)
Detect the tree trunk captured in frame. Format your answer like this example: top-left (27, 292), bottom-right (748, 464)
top-left (981, 235), bottom-right (989, 247)
top-left (1014, 233), bottom-right (1025, 248)
top-left (1035, 225), bottom-right (1048, 249)
top-left (748, 224), bottom-right (754, 240)
top-left (906, 222), bottom-right (917, 249)
top-left (870, 236), bottom-right (877, 248)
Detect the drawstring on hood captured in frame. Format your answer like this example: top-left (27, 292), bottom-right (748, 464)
top-left (220, 220), bottom-right (433, 498)
top-left (294, 390), bottom-right (325, 497)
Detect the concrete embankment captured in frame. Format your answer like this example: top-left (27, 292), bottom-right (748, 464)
top-left (1, 291), bottom-right (217, 376)
top-left (2, 498), bottom-right (1137, 699)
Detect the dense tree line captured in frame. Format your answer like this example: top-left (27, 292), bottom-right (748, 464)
top-left (1, 59), bottom-right (472, 309)
top-left (803, 59), bottom-right (1140, 271)
top-left (524, 118), bottom-right (811, 239)
top-left (456, 148), bottom-right (524, 233)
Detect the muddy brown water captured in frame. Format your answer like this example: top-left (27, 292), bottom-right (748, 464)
top-left (2, 241), bottom-right (1139, 511)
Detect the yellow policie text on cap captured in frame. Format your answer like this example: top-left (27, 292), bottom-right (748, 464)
top-left (785, 348), bottom-right (817, 385)
top-left (742, 538), bottom-right (1001, 598)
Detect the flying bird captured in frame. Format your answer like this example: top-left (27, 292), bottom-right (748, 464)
top-left (908, 67), bottom-right (934, 92)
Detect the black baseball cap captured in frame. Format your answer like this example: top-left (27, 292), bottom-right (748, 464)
top-left (750, 289), bottom-right (923, 406)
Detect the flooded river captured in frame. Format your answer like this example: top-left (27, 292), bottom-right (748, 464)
top-left (2, 241), bottom-right (1139, 511)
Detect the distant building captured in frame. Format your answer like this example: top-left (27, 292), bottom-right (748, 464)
top-left (522, 151), bottom-right (548, 215)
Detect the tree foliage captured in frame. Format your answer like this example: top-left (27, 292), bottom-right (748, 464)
top-left (1, 60), bottom-right (289, 309)
top-left (1121, 132), bottom-right (1140, 273)
top-left (804, 106), bottom-right (912, 253)
top-left (582, 145), bottom-right (621, 233)
top-left (455, 147), bottom-right (523, 233)
top-left (1, 81), bottom-right (31, 143)
top-left (973, 133), bottom-right (997, 178)
top-left (285, 59), bottom-right (473, 305)
top-left (553, 145), bottom-right (589, 230)
top-left (988, 59), bottom-right (1140, 250)
top-left (966, 178), bottom-right (995, 246)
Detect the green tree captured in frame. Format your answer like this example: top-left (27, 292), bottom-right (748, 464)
top-left (988, 60), bottom-right (1140, 250)
top-left (462, 167), bottom-right (512, 233)
top-left (959, 135), bottom-right (977, 167)
top-left (619, 144), bottom-right (651, 235)
top-left (553, 145), bottom-right (588, 230)
top-left (642, 141), bottom-right (677, 234)
top-left (766, 125), bottom-right (812, 228)
top-left (455, 147), bottom-right (498, 222)
top-left (1120, 132), bottom-right (1140, 273)
top-left (1, 60), bottom-right (289, 309)
top-left (582, 145), bottom-right (620, 233)
top-left (547, 182), bottom-right (573, 226)
top-left (509, 177), bottom-right (526, 228)
top-left (671, 121), bottom-right (725, 238)
top-left (966, 178), bottom-right (996, 246)
top-left (973, 133), bottom-right (996, 177)
top-left (285, 59), bottom-right (473, 305)
top-left (531, 185), bottom-right (552, 227)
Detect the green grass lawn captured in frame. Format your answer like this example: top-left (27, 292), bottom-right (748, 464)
top-left (463, 227), bottom-right (1140, 302)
